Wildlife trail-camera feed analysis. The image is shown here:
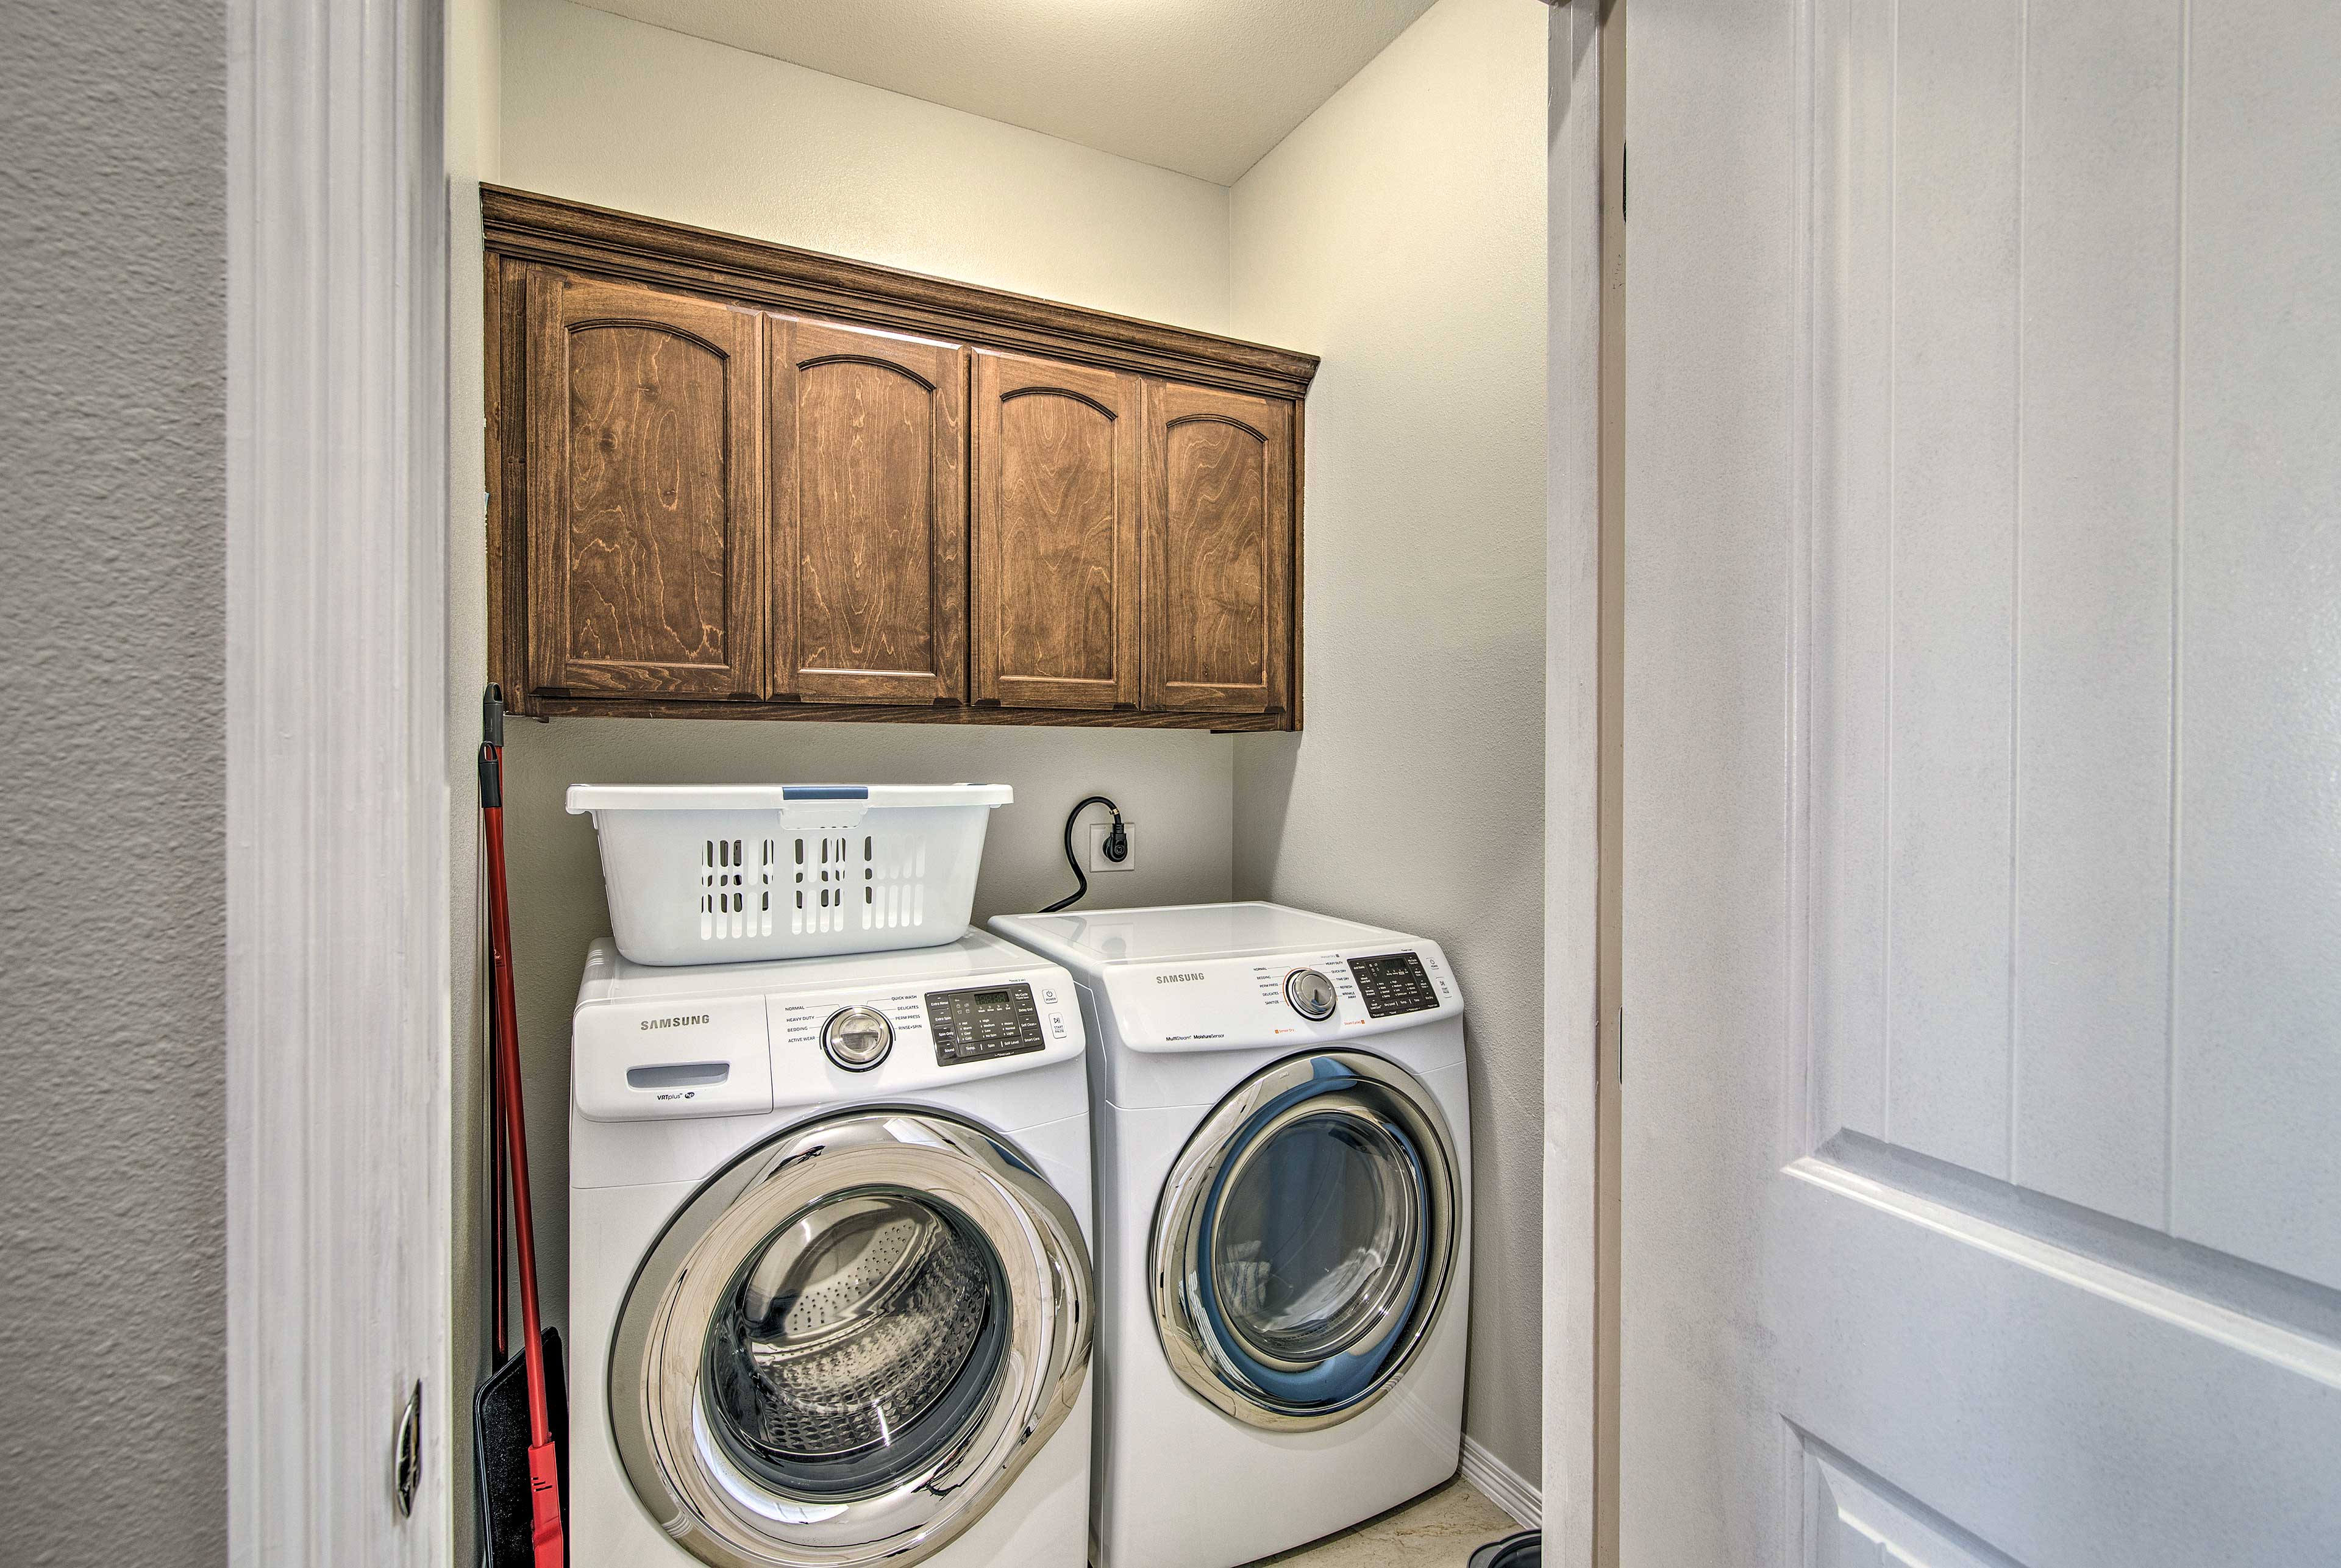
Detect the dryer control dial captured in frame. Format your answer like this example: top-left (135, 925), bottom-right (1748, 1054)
top-left (1285, 968), bottom-right (1339, 1021)
top-left (822, 1006), bottom-right (893, 1071)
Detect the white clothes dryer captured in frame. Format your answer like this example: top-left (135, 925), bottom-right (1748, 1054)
top-left (566, 931), bottom-right (1096, 1568)
top-left (989, 903), bottom-right (1470, 1568)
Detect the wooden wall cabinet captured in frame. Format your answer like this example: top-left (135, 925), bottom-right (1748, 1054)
top-left (524, 271), bottom-right (766, 699)
top-left (972, 351), bottom-right (1143, 712)
top-left (771, 318), bottom-right (967, 706)
top-left (486, 188), bottom-right (1316, 730)
top-left (1145, 382), bottom-right (1292, 716)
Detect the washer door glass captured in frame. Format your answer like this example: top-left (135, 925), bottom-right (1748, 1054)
top-left (1206, 1110), bottom-right (1425, 1369)
top-left (608, 1111), bottom-right (1092, 1568)
top-left (703, 1189), bottom-right (1010, 1499)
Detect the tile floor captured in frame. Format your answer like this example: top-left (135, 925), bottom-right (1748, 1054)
top-left (1241, 1477), bottom-right (1523, 1567)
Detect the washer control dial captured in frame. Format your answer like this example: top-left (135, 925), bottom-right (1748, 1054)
top-left (1285, 968), bottom-right (1339, 1021)
top-left (822, 1006), bottom-right (893, 1071)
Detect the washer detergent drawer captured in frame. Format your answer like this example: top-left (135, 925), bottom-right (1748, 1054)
top-left (574, 992), bottom-right (772, 1120)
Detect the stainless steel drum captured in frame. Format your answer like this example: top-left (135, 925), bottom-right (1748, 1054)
top-left (707, 1192), bottom-right (996, 1464)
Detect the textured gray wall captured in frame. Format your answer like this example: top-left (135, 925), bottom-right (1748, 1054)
top-left (0, 2), bottom-right (227, 1564)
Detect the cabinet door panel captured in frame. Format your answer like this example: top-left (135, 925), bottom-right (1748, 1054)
top-left (972, 352), bottom-right (1142, 710)
top-left (770, 319), bottom-right (967, 704)
top-left (1143, 382), bottom-right (1293, 714)
top-left (525, 270), bottom-right (765, 697)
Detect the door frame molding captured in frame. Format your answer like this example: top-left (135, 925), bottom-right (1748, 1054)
top-left (226, 0), bottom-right (451, 1560)
top-left (1545, 3), bottom-right (1609, 1567)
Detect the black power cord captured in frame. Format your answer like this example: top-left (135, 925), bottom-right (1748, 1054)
top-left (1041, 796), bottom-right (1126, 913)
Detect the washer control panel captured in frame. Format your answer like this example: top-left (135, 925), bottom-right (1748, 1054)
top-left (1347, 951), bottom-right (1441, 1017)
top-left (925, 982), bottom-right (1046, 1066)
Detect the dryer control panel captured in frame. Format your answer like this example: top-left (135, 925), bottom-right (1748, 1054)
top-left (1347, 951), bottom-right (1440, 1016)
top-left (1085, 941), bottom-right (1463, 1055)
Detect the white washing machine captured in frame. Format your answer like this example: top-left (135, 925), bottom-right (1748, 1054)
top-left (567, 931), bottom-right (1096, 1568)
top-left (989, 902), bottom-right (1470, 1568)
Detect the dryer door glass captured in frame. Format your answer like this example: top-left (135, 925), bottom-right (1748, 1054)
top-left (1206, 1110), bottom-right (1425, 1367)
top-left (1152, 1052), bottom-right (1459, 1433)
top-left (607, 1110), bottom-right (1092, 1568)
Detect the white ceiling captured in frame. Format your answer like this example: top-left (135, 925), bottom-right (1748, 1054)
top-left (570, 0), bottom-right (1442, 185)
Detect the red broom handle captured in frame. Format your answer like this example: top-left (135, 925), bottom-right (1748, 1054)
top-left (482, 786), bottom-right (547, 1441)
top-left (482, 744), bottom-right (565, 1568)
top-left (490, 965), bottom-right (509, 1367)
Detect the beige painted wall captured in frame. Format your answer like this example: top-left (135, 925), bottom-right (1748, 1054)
top-left (502, 0), bottom-right (1230, 325)
top-left (1227, 0), bottom-right (1550, 1484)
top-left (492, 0), bottom-right (1243, 1342)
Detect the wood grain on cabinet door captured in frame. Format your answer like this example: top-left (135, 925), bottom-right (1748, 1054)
top-left (769, 318), bottom-right (967, 704)
top-left (1142, 382), bottom-right (1292, 715)
top-left (971, 351), bottom-right (1143, 710)
top-left (524, 270), bottom-right (766, 697)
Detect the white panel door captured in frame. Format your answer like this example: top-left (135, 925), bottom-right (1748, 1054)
top-left (1623, 0), bottom-right (2341, 1564)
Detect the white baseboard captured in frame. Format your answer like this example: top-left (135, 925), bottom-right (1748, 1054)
top-left (1460, 1434), bottom-right (1542, 1531)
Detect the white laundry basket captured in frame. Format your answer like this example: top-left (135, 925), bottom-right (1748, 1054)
top-left (566, 783), bottom-right (1012, 966)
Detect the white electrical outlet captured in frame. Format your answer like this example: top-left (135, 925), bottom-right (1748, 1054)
top-left (1088, 820), bottom-right (1136, 874)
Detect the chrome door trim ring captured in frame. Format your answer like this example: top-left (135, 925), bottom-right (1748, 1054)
top-left (609, 1108), bottom-right (1093, 1568)
top-left (1149, 1050), bottom-right (1458, 1432)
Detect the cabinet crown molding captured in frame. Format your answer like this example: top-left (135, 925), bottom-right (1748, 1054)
top-left (481, 185), bottom-right (1320, 400)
